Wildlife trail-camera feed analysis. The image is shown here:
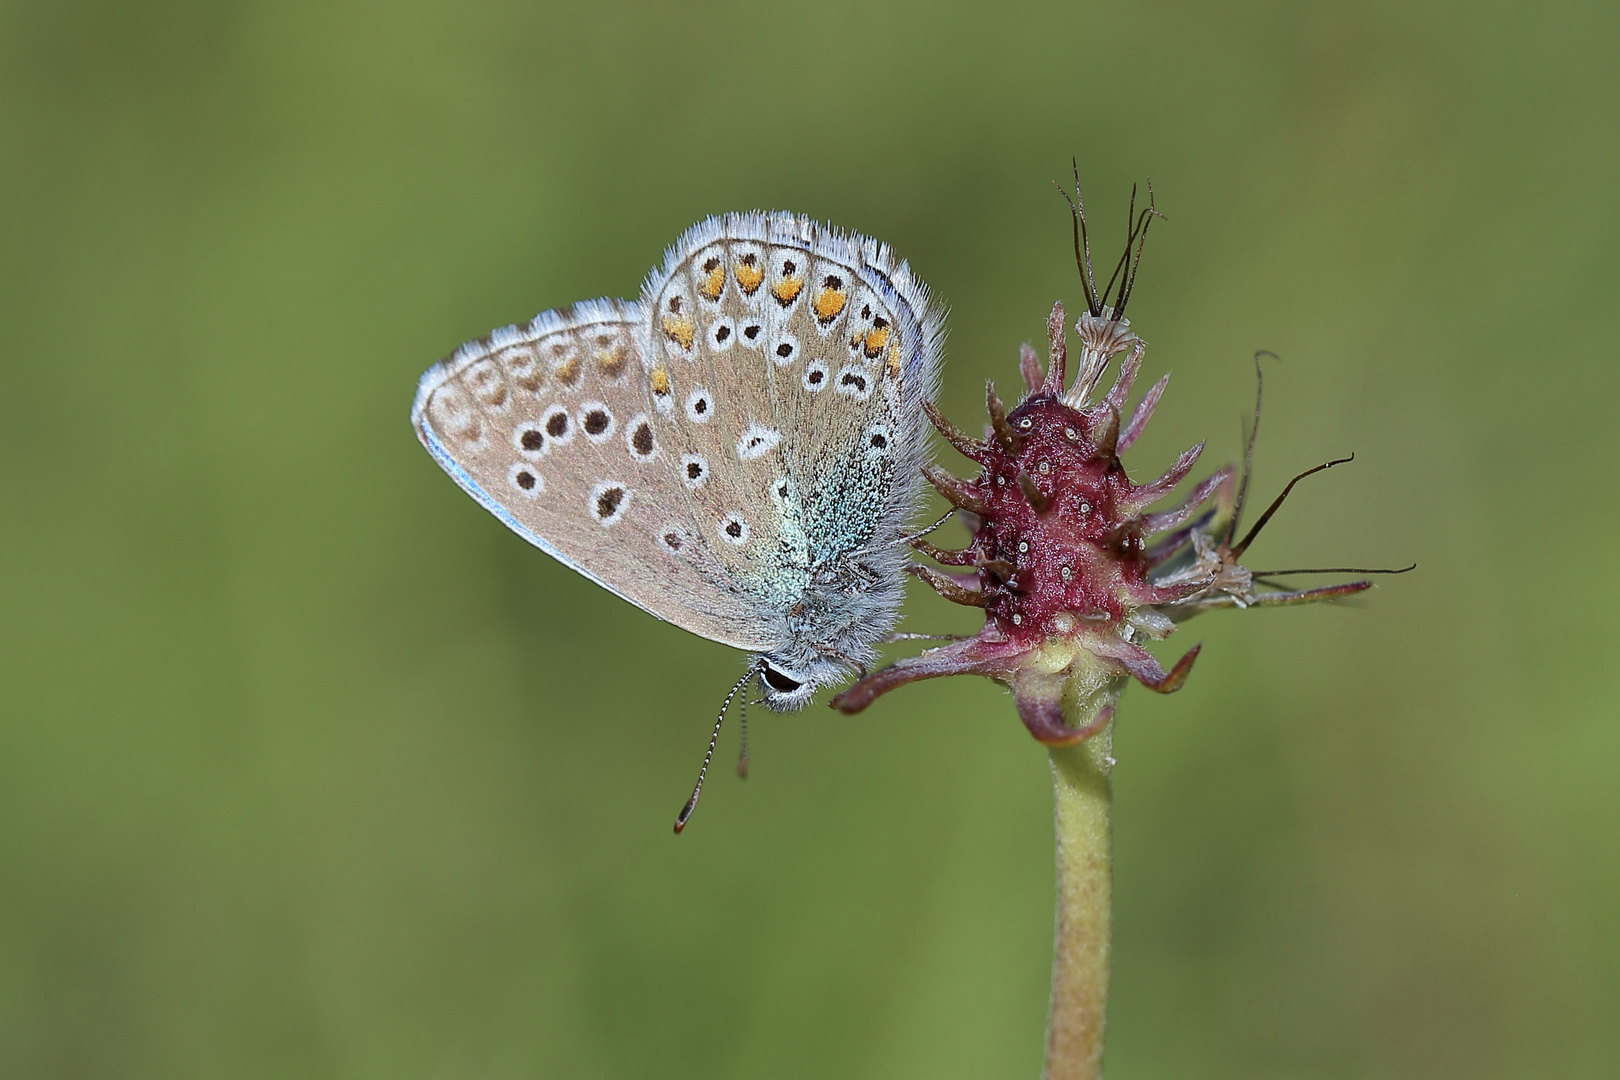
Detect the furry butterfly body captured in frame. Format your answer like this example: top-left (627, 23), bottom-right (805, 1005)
top-left (412, 212), bottom-right (944, 707)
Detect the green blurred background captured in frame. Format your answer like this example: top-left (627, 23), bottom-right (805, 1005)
top-left (3, 0), bottom-right (1616, 1076)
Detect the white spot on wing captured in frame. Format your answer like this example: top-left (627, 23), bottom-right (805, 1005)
top-left (539, 403), bottom-right (573, 447)
top-left (770, 332), bottom-right (800, 367)
top-left (718, 512), bottom-right (750, 546)
top-left (508, 463), bottom-right (543, 498)
top-left (625, 413), bottom-right (657, 462)
top-left (588, 481), bottom-right (630, 526)
top-left (708, 316), bottom-right (736, 352)
top-left (684, 388), bottom-right (714, 424)
top-left (578, 401), bottom-right (616, 444)
top-left (681, 453), bottom-right (709, 490)
top-left (512, 423), bottom-right (548, 459)
top-left (736, 423), bottom-right (782, 461)
top-left (801, 359), bottom-right (829, 393)
top-left (834, 365), bottom-right (871, 399)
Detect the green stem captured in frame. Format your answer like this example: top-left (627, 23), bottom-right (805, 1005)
top-left (1042, 708), bottom-right (1113, 1080)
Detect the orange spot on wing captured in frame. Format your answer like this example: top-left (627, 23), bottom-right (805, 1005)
top-left (771, 276), bottom-right (804, 306)
top-left (596, 344), bottom-right (628, 378)
top-left (651, 367), bottom-right (671, 395)
top-left (735, 256), bottom-right (763, 295)
top-left (698, 263), bottom-right (725, 301)
top-left (862, 323), bottom-right (891, 359)
top-left (661, 315), bottom-right (696, 351)
top-left (813, 287), bottom-right (847, 323)
top-left (886, 340), bottom-right (902, 377)
top-left (554, 356), bottom-right (580, 386)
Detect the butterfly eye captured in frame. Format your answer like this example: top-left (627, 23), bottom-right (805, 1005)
top-left (762, 667), bottom-right (802, 693)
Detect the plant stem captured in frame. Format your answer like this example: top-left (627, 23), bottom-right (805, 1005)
top-left (1042, 709), bottom-right (1113, 1080)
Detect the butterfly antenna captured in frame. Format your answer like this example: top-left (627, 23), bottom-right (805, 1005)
top-left (735, 686), bottom-right (750, 779)
top-left (674, 662), bottom-right (758, 833)
top-left (1055, 158), bottom-right (1101, 316)
top-left (1226, 351), bottom-right (1276, 546)
top-left (1231, 454), bottom-right (1355, 559)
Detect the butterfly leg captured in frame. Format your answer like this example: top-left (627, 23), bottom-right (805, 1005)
top-left (817, 646), bottom-right (869, 680)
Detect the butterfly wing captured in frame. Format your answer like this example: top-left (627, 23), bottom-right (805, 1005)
top-left (412, 298), bottom-right (776, 651)
top-left (639, 213), bottom-right (945, 655)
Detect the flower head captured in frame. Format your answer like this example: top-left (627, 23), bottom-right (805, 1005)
top-left (832, 187), bottom-right (1408, 743)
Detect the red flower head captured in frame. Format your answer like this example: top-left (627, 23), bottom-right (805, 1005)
top-left (832, 184), bottom-right (1409, 743)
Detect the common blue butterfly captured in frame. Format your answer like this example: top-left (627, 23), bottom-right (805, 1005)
top-left (412, 213), bottom-right (944, 792)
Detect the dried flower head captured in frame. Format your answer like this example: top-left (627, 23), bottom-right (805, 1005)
top-left (832, 180), bottom-right (1410, 742)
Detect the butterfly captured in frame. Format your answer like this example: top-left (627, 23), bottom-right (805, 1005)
top-left (411, 212), bottom-right (944, 724)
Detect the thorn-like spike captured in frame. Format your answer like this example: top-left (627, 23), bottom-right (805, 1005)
top-left (1247, 580), bottom-right (1374, 606)
top-left (1017, 697), bottom-right (1112, 746)
top-left (1143, 507), bottom-right (1217, 568)
top-left (1115, 180), bottom-right (1160, 318)
top-left (1019, 343), bottom-right (1042, 394)
top-left (1042, 301), bottom-right (1067, 396)
top-left (1150, 644), bottom-right (1200, 693)
top-left (986, 382), bottom-right (1020, 453)
top-left (830, 636), bottom-right (1018, 715)
top-left (910, 536), bottom-right (976, 566)
top-left (1142, 467), bottom-right (1232, 534)
top-left (1123, 441), bottom-right (1204, 510)
top-left (1104, 341), bottom-right (1144, 413)
top-left (911, 564), bottom-right (989, 607)
top-left (1017, 471), bottom-right (1052, 513)
top-left (922, 463), bottom-right (991, 515)
top-left (924, 400), bottom-right (988, 459)
top-left (1118, 373), bottom-right (1167, 451)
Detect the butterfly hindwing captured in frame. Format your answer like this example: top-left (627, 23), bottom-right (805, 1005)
top-left (640, 213), bottom-right (944, 652)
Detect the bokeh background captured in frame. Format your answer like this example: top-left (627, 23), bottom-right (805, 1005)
top-left (3, 0), bottom-right (1617, 1076)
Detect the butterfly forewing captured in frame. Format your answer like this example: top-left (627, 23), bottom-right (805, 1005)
top-left (412, 299), bottom-right (774, 650)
